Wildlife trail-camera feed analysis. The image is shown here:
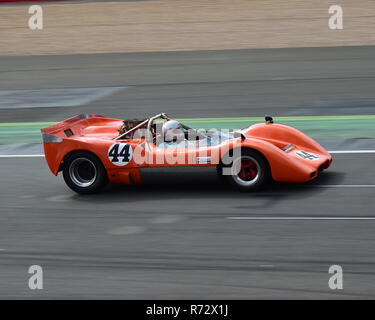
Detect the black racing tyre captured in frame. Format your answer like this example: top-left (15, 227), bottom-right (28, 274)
top-left (217, 149), bottom-right (270, 191)
top-left (62, 151), bottom-right (108, 194)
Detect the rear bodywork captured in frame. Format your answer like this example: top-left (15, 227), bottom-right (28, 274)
top-left (41, 114), bottom-right (332, 185)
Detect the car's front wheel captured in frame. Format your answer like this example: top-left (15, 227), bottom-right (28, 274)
top-left (217, 149), bottom-right (270, 191)
top-left (62, 151), bottom-right (108, 194)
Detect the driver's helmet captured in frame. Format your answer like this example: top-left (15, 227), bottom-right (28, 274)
top-left (162, 120), bottom-right (184, 142)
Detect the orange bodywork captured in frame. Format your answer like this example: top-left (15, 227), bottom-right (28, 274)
top-left (41, 114), bottom-right (332, 185)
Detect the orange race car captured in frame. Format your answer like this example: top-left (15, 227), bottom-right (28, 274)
top-left (41, 113), bottom-right (332, 194)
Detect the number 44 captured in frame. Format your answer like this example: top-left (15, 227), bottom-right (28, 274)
top-left (108, 143), bottom-right (132, 164)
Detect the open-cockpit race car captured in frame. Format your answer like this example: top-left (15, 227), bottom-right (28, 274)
top-left (41, 113), bottom-right (332, 194)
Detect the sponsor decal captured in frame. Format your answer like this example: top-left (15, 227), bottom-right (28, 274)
top-left (197, 156), bottom-right (211, 164)
top-left (295, 150), bottom-right (319, 160)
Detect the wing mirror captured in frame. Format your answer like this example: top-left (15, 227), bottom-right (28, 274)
top-left (265, 115), bottom-right (274, 123)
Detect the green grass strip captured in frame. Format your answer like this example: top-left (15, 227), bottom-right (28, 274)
top-left (0, 115), bottom-right (374, 144)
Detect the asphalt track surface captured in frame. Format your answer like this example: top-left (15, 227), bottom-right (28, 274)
top-left (2, 46), bottom-right (375, 121)
top-left (1, 46), bottom-right (375, 298)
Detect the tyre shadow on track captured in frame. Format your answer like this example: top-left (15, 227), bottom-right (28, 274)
top-left (75, 169), bottom-right (346, 205)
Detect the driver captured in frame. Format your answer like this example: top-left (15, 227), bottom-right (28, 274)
top-left (158, 120), bottom-right (187, 148)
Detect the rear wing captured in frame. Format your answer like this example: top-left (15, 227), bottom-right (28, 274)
top-left (41, 114), bottom-right (105, 135)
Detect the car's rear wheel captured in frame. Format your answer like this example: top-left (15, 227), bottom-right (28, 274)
top-left (217, 149), bottom-right (270, 191)
top-left (62, 151), bottom-right (108, 194)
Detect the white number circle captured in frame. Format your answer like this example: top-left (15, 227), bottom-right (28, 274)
top-left (108, 143), bottom-right (133, 166)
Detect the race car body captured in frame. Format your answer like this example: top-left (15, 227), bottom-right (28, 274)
top-left (41, 113), bottom-right (332, 194)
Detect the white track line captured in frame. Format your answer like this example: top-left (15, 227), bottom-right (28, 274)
top-left (329, 150), bottom-right (375, 154)
top-left (311, 184), bottom-right (375, 188)
top-left (0, 154), bottom-right (44, 158)
top-left (228, 217), bottom-right (375, 221)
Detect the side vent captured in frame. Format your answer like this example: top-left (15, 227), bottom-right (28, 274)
top-left (64, 129), bottom-right (74, 137)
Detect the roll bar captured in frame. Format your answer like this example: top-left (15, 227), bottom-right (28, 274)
top-left (113, 113), bottom-right (169, 140)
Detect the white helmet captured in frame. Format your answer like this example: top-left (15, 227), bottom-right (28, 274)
top-left (162, 120), bottom-right (184, 142)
